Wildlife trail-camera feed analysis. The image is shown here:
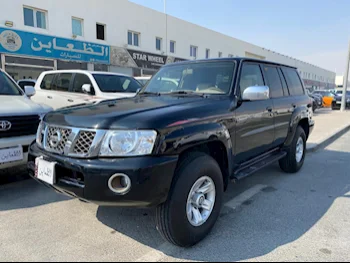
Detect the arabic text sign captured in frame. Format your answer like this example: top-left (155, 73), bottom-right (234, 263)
top-left (0, 28), bottom-right (110, 64)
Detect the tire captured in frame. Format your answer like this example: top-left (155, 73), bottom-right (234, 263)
top-left (279, 126), bottom-right (307, 173)
top-left (156, 152), bottom-right (224, 247)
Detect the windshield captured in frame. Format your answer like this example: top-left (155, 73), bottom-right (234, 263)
top-left (0, 71), bottom-right (22, 96)
top-left (142, 62), bottom-right (235, 95)
top-left (93, 74), bottom-right (142, 93)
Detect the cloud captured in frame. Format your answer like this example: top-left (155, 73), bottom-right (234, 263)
top-left (298, 50), bottom-right (348, 74)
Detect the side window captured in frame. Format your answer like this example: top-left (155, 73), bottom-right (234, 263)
top-left (40, 74), bottom-right (55, 90)
top-left (263, 66), bottom-right (284, 98)
top-left (73, 74), bottom-right (92, 93)
top-left (278, 68), bottom-right (289, 96)
top-left (239, 64), bottom-right (264, 96)
top-left (53, 73), bottom-right (72, 92)
top-left (282, 68), bottom-right (304, 96)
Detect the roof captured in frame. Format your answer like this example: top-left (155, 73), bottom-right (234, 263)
top-left (163, 57), bottom-right (297, 69)
top-left (40, 69), bottom-right (131, 77)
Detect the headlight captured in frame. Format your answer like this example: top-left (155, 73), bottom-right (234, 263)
top-left (36, 121), bottom-right (46, 146)
top-left (100, 130), bottom-right (157, 157)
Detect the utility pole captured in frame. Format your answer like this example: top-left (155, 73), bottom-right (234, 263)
top-left (341, 41), bottom-right (350, 112)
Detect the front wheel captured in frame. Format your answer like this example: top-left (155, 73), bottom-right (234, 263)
top-left (156, 152), bottom-right (223, 247)
top-left (279, 126), bottom-right (306, 173)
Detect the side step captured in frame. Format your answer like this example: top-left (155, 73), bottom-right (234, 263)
top-left (231, 150), bottom-right (287, 182)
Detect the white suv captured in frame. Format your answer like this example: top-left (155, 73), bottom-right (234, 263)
top-left (31, 70), bottom-right (141, 110)
top-left (0, 69), bottom-right (52, 171)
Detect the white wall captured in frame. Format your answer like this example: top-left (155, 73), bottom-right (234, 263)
top-left (1, 0), bottom-right (335, 85)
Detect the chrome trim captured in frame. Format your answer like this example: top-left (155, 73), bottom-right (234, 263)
top-left (41, 123), bottom-right (107, 158)
top-left (242, 86), bottom-right (270, 101)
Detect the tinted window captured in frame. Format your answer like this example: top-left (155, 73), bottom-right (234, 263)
top-left (278, 68), bottom-right (289, 95)
top-left (0, 71), bottom-right (21, 96)
top-left (40, 74), bottom-right (55, 90)
top-left (52, 73), bottom-right (72, 92)
top-left (73, 74), bottom-right (92, 93)
top-left (282, 68), bottom-right (304, 96)
top-left (239, 64), bottom-right (264, 96)
top-left (263, 66), bottom-right (284, 98)
top-left (18, 81), bottom-right (35, 91)
top-left (93, 74), bottom-right (141, 93)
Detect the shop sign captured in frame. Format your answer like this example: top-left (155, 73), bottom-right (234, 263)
top-left (110, 46), bottom-right (187, 70)
top-left (0, 27), bottom-right (110, 64)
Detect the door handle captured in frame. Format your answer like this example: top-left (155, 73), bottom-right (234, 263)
top-left (68, 99), bottom-right (74, 103)
top-left (292, 103), bottom-right (297, 109)
top-left (47, 96), bottom-right (53, 99)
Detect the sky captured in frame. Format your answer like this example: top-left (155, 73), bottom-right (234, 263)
top-left (130, 0), bottom-right (350, 75)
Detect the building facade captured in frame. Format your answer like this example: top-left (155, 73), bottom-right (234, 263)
top-left (0, 0), bottom-right (336, 89)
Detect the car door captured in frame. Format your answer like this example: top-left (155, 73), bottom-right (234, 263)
top-left (234, 62), bottom-right (275, 164)
top-left (31, 73), bottom-right (58, 107)
top-left (262, 65), bottom-right (293, 147)
top-left (68, 73), bottom-right (95, 105)
top-left (46, 73), bottom-right (76, 109)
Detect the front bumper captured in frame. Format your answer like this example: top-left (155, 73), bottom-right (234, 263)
top-left (0, 135), bottom-right (35, 171)
top-left (28, 143), bottom-right (178, 207)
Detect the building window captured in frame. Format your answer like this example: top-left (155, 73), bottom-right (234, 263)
top-left (128, 31), bottom-right (140, 47)
top-left (96, 23), bottom-right (106, 40)
top-left (218, 52), bottom-right (223, 58)
top-left (206, 49), bottom-right (210, 59)
top-left (170, 41), bottom-right (176, 53)
top-left (190, 45), bottom-right (198, 58)
top-left (156, 37), bottom-right (162, 51)
top-left (23, 6), bottom-right (47, 29)
top-left (72, 17), bottom-right (83, 36)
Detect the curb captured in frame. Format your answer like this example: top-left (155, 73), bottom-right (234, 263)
top-left (306, 124), bottom-right (350, 153)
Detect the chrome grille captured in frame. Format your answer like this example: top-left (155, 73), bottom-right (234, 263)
top-left (73, 131), bottom-right (96, 155)
top-left (45, 126), bottom-right (72, 154)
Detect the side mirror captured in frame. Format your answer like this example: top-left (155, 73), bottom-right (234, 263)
top-left (242, 86), bottom-right (270, 101)
top-left (82, 84), bottom-right (92, 94)
top-left (24, 86), bottom-right (36, 97)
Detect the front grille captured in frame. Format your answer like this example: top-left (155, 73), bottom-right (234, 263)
top-left (0, 115), bottom-right (40, 138)
top-left (40, 124), bottom-right (103, 157)
top-left (73, 131), bottom-right (96, 155)
top-left (45, 126), bottom-right (72, 154)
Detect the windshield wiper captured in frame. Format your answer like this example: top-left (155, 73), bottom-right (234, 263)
top-left (139, 91), bottom-right (161, 96)
top-left (166, 90), bottom-right (206, 97)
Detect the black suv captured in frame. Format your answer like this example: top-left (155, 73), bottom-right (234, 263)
top-left (28, 58), bottom-right (314, 247)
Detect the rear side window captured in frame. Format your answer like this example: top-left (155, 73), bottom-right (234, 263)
top-left (239, 64), bottom-right (264, 96)
top-left (52, 73), bottom-right (72, 92)
top-left (73, 74), bottom-right (92, 93)
top-left (93, 74), bottom-right (141, 93)
top-left (282, 68), bottom-right (304, 96)
top-left (263, 66), bottom-right (284, 98)
top-left (40, 74), bottom-right (55, 90)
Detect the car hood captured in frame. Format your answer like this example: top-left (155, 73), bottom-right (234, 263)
top-left (44, 95), bottom-right (229, 130)
top-left (0, 95), bottom-right (52, 116)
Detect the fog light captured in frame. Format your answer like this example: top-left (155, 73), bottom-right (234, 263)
top-left (108, 174), bottom-right (131, 195)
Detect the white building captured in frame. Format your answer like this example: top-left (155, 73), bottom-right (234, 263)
top-left (0, 0), bottom-right (335, 89)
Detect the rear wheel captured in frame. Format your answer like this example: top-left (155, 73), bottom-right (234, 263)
top-left (279, 126), bottom-right (306, 173)
top-left (156, 152), bottom-right (223, 247)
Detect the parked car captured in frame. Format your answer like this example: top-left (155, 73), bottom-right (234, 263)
top-left (0, 69), bottom-right (52, 172)
top-left (31, 70), bottom-right (142, 110)
top-left (28, 58), bottom-right (314, 247)
top-left (135, 76), bottom-right (151, 86)
top-left (307, 90), bottom-right (322, 111)
top-left (332, 90), bottom-right (350, 110)
top-left (312, 90), bottom-right (336, 108)
top-left (17, 79), bottom-right (37, 91)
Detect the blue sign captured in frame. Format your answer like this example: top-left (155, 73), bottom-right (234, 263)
top-left (0, 27), bottom-right (110, 64)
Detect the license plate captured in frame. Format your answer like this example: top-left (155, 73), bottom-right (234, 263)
top-left (0, 146), bottom-right (23, 164)
top-left (337, 101), bottom-right (342, 104)
top-left (35, 157), bottom-right (56, 185)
